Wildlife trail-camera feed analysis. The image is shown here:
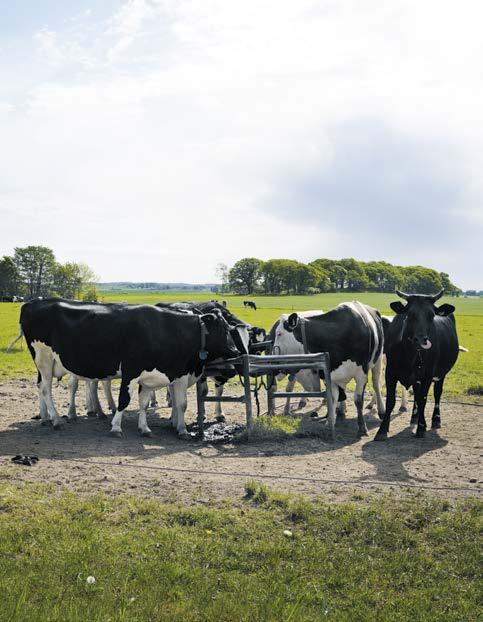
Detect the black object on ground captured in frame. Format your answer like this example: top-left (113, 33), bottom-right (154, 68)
top-left (11, 454), bottom-right (39, 466)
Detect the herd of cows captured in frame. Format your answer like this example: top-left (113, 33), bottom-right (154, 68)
top-left (12, 290), bottom-right (461, 442)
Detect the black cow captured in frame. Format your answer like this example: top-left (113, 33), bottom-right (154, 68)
top-left (273, 302), bottom-right (384, 438)
top-left (20, 298), bottom-right (240, 437)
top-left (243, 300), bottom-right (257, 310)
top-left (156, 301), bottom-right (267, 419)
top-left (374, 290), bottom-right (459, 440)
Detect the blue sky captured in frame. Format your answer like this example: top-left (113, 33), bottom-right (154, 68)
top-left (0, 0), bottom-right (482, 288)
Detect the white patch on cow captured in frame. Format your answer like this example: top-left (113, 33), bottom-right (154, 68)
top-left (237, 325), bottom-right (250, 353)
top-left (331, 359), bottom-right (364, 386)
top-left (421, 339), bottom-right (432, 350)
top-left (137, 369), bottom-right (171, 389)
top-left (433, 377), bottom-right (440, 381)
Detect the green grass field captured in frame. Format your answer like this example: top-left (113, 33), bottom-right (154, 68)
top-left (0, 480), bottom-right (480, 622)
top-left (1, 292), bottom-right (481, 399)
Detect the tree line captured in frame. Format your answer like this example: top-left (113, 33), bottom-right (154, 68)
top-left (0, 246), bottom-right (99, 301)
top-left (219, 257), bottom-right (461, 296)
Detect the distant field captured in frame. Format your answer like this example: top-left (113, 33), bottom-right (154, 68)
top-left (1, 292), bottom-right (481, 399)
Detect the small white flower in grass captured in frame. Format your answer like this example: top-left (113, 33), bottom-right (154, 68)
top-left (283, 529), bottom-right (293, 537)
top-left (86, 576), bottom-right (96, 585)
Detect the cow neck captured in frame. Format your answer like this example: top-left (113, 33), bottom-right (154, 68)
top-left (299, 318), bottom-right (309, 354)
top-left (199, 317), bottom-right (209, 361)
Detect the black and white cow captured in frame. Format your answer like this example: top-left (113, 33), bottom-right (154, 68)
top-left (374, 290), bottom-right (459, 440)
top-left (243, 300), bottom-right (257, 310)
top-left (268, 310), bottom-right (326, 416)
top-left (20, 298), bottom-right (241, 438)
top-left (272, 302), bottom-right (384, 439)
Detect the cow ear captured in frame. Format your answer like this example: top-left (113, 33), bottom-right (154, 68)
top-left (390, 301), bottom-right (406, 314)
top-left (287, 313), bottom-right (299, 329)
top-left (200, 313), bottom-right (216, 326)
top-left (435, 303), bottom-right (455, 316)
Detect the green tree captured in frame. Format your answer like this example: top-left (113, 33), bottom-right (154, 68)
top-left (0, 256), bottom-right (22, 298)
top-left (13, 246), bottom-right (56, 298)
top-left (229, 258), bottom-right (263, 294)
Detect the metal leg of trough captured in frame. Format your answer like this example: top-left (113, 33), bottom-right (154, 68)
top-left (323, 358), bottom-right (334, 419)
top-left (196, 379), bottom-right (206, 438)
top-left (267, 372), bottom-right (275, 416)
top-left (242, 355), bottom-right (253, 433)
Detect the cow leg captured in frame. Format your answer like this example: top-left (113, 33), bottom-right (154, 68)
top-left (149, 390), bottom-right (158, 408)
top-left (110, 377), bottom-right (132, 437)
top-left (326, 382), bottom-right (339, 440)
top-left (214, 383), bottom-right (225, 419)
top-left (102, 380), bottom-right (117, 414)
top-left (413, 379), bottom-right (431, 438)
top-left (410, 399), bottom-right (418, 426)
top-left (39, 370), bottom-right (64, 430)
top-left (138, 386), bottom-right (153, 437)
top-left (166, 386), bottom-right (172, 408)
top-left (37, 375), bottom-right (49, 424)
top-left (283, 376), bottom-right (297, 416)
top-left (67, 374), bottom-right (78, 421)
top-left (371, 356), bottom-right (385, 419)
top-left (85, 381), bottom-right (95, 417)
top-left (170, 378), bottom-right (190, 438)
top-left (399, 385), bottom-right (409, 413)
top-left (374, 373), bottom-right (397, 441)
top-left (354, 373), bottom-right (368, 437)
top-left (336, 399), bottom-right (346, 421)
top-left (90, 380), bottom-right (107, 418)
top-left (432, 378), bottom-right (444, 429)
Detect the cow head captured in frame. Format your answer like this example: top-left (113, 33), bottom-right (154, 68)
top-left (200, 311), bottom-right (242, 360)
top-left (390, 290), bottom-right (455, 350)
top-left (272, 313), bottom-right (304, 355)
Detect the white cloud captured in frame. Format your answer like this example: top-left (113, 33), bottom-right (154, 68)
top-left (0, 0), bottom-right (482, 287)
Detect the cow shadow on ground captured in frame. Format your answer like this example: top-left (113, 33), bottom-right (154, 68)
top-left (359, 427), bottom-right (448, 484)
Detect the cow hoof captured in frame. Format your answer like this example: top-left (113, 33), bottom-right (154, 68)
top-left (398, 406), bottom-right (408, 413)
top-left (178, 431), bottom-right (194, 441)
top-left (215, 415), bottom-right (226, 423)
top-left (374, 432), bottom-right (387, 441)
top-left (87, 411), bottom-right (97, 418)
top-left (431, 420), bottom-right (441, 429)
top-left (109, 430), bottom-right (123, 438)
top-left (357, 429), bottom-right (369, 438)
top-left (140, 430), bottom-right (153, 438)
top-left (414, 429), bottom-right (426, 438)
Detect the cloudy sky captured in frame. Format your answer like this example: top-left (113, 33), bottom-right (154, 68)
top-left (1, 0), bottom-right (482, 288)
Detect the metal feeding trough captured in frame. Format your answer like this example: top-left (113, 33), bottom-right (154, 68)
top-left (196, 348), bottom-right (333, 436)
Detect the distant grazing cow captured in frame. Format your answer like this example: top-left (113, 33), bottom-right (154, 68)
top-left (273, 302), bottom-right (384, 438)
top-left (375, 290), bottom-right (459, 440)
top-left (243, 300), bottom-right (257, 310)
top-left (20, 298), bottom-right (241, 437)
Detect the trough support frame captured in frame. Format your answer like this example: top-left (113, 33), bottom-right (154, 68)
top-left (196, 351), bottom-right (332, 437)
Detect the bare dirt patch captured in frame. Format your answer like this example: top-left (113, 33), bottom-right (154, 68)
top-left (0, 379), bottom-right (481, 503)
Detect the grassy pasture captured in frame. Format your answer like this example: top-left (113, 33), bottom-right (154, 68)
top-left (0, 293), bottom-right (481, 399)
top-left (0, 480), bottom-right (480, 622)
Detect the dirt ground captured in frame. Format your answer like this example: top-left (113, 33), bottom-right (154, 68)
top-left (0, 378), bottom-right (481, 504)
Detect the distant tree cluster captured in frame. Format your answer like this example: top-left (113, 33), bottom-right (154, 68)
top-left (0, 246), bottom-right (99, 301)
top-left (227, 257), bottom-right (462, 296)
